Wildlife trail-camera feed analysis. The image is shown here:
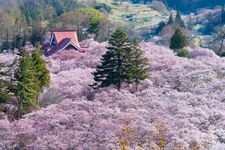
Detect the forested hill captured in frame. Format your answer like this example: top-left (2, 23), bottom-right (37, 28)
top-left (131, 0), bottom-right (225, 12)
top-left (164, 0), bottom-right (225, 12)
top-left (3, 0), bottom-right (225, 13)
top-left (0, 0), bottom-right (81, 15)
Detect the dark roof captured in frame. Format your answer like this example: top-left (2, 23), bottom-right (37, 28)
top-left (47, 38), bottom-right (83, 56)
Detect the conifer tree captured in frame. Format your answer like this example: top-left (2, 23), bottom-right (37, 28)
top-left (170, 28), bottom-right (187, 50)
top-left (91, 29), bottom-right (132, 91)
top-left (126, 40), bottom-right (149, 91)
top-left (176, 10), bottom-right (182, 21)
top-left (32, 49), bottom-right (50, 92)
top-left (14, 50), bottom-right (40, 118)
top-left (167, 13), bottom-right (174, 25)
top-left (175, 10), bottom-right (185, 28)
top-left (221, 4), bottom-right (225, 24)
top-left (0, 63), bottom-right (11, 104)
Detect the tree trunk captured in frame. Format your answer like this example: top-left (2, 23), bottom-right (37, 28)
top-left (135, 81), bottom-right (138, 92)
top-left (16, 97), bottom-right (21, 120)
top-left (117, 80), bottom-right (121, 91)
top-left (6, 29), bottom-right (9, 44)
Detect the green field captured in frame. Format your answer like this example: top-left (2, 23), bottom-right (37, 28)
top-left (103, 1), bottom-right (168, 29)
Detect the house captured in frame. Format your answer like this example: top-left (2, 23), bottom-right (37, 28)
top-left (41, 30), bottom-right (88, 56)
top-left (121, 14), bottom-right (137, 22)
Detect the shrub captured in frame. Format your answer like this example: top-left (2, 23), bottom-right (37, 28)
top-left (170, 29), bottom-right (187, 50)
top-left (219, 51), bottom-right (225, 57)
top-left (94, 3), bottom-right (112, 13)
top-left (177, 48), bottom-right (190, 58)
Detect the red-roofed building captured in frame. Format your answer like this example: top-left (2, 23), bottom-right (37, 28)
top-left (41, 30), bottom-right (88, 56)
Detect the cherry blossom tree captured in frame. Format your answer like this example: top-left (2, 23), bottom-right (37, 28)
top-left (1, 41), bottom-right (225, 149)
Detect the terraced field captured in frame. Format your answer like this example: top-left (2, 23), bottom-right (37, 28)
top-left (104, 1), bottom-right (169, 31)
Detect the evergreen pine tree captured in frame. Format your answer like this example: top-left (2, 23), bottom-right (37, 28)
top-left (176, 10), bottom-right (182, 21)
top-left (14, 50), bottom-right (40, 118)
top-left (222, 4), bottom-right (225, 24)
top-left (167, 13), bottom-right (174, 25)
top-left (126, 40), bottom-right (149, 91)
top-left (0, 63), bottom-right (11, 104)
top-left (175, 10), bottom-right (185, 28)
top-left (91, 29), bottom-right (132, 91)
top-left (31, 49), bottom-right (50, 92)
top-left (170, 28), bottom-right (187, 51)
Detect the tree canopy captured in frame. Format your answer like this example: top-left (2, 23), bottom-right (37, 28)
top-left (11, 50), bottom-right (50, 118)
top-left (92, 29), bottom-right (149, 91)
top-left (170, 28), bottom-right (187, 50)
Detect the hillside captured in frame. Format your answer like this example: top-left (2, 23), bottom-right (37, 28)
top-left (1, 0), bottom-right (223, 51)
top-left (132, 0), bottom-right (225, 13)
top-left (2, 0), bottom-right (225, 149)
top-left (1, 41), bottom-right (225, 149)
top-left (97, 0), bottom-right (168, 38)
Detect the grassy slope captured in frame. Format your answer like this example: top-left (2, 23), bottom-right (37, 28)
top-left (103, 0), bottom-right (168, 29)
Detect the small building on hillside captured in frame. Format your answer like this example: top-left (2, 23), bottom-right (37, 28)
top-left (41, 30), bottom-right (88, 56)
top-left (121, 14), bottom-right (137, 22)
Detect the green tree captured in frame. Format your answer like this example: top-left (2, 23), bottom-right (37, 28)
top-left (60, 7), bottom-right (108, 41)
top-left (14, 51), bottom-right (40, 118)
top-left (127, 40), bottom-right (149, 91)
top-left (0, 63), bottom-right (11, 104)
top-left (30, 25), bottom-right (46, 46)
top-left (94, 3), bottom-right (112, 13)
top-left (175, 10), bottom-right (185, 28)
top-left (1, 41), bottom-right (10, 51)
top-left (177, 48), bottom-right (190, 58)
top-left (170, 28), bottom-right (187, 51)
top-left (91, 29), bottom-right (132, 91)
top-left (215, 26), bottom-right (225, 55)
top-left (167, 13), bottom-right (174, 25)
top-left (79, 7), bottom-right (107, 37)
top-left (31, 49), bottom-right (50, 92)
top-left (222, 4), bottom-right (225, 24)
top-left (11, 34), bottom-right (23, 49)
top-left (87, 21), bottom-right (100, 34)
top-left (175, 11), bottom-right (182, 21)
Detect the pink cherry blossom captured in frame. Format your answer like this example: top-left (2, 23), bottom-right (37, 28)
top-left (2, 41), bottom-right (225, 149)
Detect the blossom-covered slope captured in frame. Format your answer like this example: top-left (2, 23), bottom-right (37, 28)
top-left (1, 41), bottom-right (225, 149)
